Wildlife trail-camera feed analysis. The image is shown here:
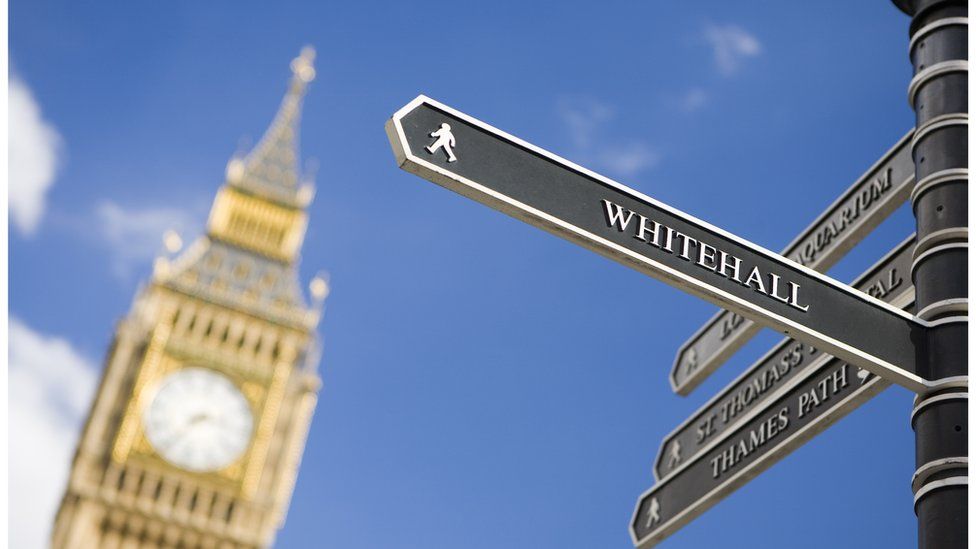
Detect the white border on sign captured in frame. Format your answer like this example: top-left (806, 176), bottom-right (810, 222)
top-left (387, 95), bottom-right (958, 394)
top-left (653, 234), bottom-right (917, 480)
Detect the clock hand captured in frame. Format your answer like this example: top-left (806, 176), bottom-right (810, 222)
top-left (160, 411), bottom-right (213, 447)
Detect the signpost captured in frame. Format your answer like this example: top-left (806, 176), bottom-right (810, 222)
top-left (892, 2), bottom-right (969, 547)
top-left (386, 95), bottom-right (938, 393)
top-left (631, 350), bottom-right (901, 547)
top-left (386, 5), bottom-right (967, 541)
top-left (654, 235), bottom-right (916, 480)
top-left (670, 133), bottom-right (916, 395)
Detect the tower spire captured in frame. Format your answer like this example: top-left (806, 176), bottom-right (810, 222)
top-left (200, 46), bottom-right (317, 264)
top-left (226, 46), bottom-right (316, 208)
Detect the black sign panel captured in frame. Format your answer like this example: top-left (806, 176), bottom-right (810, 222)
top-left (654, 236), bottom-right (915, 480)
top-left (386, 96), bottom-right (927, 391)
top-left (670, 132), bottom-right (915, 395)
top-left (631, 354), bottom-right (896, 547)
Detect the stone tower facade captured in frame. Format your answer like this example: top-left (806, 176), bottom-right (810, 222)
top-left (52, 47), bottom-right (325, 549)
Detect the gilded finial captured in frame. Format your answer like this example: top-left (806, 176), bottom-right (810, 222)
top-left (291, 46), bottom-right (316, 84)
top-left (226, 157), bottom-right (245, 183)
top-left (309, 274), bottom-right (330, 302)
top-left (307, 273), bottom-right (330, 328)
top-left (163, 230), bottom-right (183, 254)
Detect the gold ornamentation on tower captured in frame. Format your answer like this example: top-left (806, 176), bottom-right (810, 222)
top-left (52, 46), bottom-right (325, 549)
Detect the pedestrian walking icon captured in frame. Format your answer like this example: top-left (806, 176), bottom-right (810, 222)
top-left (645, 498), bottom-right (661, 528)
top-left (426, 123), bottom-right (457, 162)
top-left (667, 441), bottom-right (682, 470)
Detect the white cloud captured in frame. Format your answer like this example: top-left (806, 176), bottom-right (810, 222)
top-left (9, 76), bottom-right (64, 235)
top-left (556, 97), bottom-right (661, 179)
top-left (680, 87), bottom-right (709, 112)
top-left (9, 318), bottom-right (98, 549)
top-left (704, 23), bottom-right (762, 76)
top-left (557, 97), bottom-right (614, 149)
top-left (94, 200), bottom-right (201, 278)
top-left (598, 143), bottom-right (662, 178)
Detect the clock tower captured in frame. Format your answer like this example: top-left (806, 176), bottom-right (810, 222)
top-left (52, 47), bottom-right (326, 549)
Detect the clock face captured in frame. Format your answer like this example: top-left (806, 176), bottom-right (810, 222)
top-left (142, 367), bottom-right (254, 472)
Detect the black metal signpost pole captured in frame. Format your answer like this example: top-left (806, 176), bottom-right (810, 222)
top-left (891, 1), bottom-right (969, 547)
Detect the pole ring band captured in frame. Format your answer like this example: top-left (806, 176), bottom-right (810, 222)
top-left (914, 476), bottom-right (968, 510)
top-left (911, 168), bottom-right (969, 207)
top-left (918, 376), bottom-right (969, 397)
top-left (916, 299), bottom-right (968, 321)
top-left (924, 316), bottom-right (968, 328)
top-left (908, 60), bottom-right (969, 106)
top-left (911, 391), bottom-right (967, 426)
top-left (915, 377), bottom-right (968, 401)
top-left (910, 242), bottom-right (968, 278)
top-left (908, 17), bottom-right (969, 55)
top-left (913, 228), bottom-right (968, 260)
top-left (912, 457), bottom-right (968, 493)
top-left (913, 379), bottom-right (968, 403)
top-left (911, 113), bottom-right (968, 151)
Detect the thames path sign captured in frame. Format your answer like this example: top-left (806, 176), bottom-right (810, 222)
top-left (670, 132), bottom-right (916, 395)
top-left (385, 95), bottom-right (935, 392)
top-left (653, 235), bottom-right (916, 480)
top-left (631, 348), bottom-right (901, 547)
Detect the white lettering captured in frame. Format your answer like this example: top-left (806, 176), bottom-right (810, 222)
top-left (602, 200), bottom-right (635, 231)
top-left (599, 201), bottom-right (809, 313)
top-left (697, 243), bottom-right (717, 271)
top-left (634, 214), bottom-right (664, 247)
top-left (744, 266), bottom-right (767, 294)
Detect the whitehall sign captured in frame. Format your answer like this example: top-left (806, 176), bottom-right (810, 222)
top-left (385, 95), bottom-right (929, 392)
top-left (653, 235), bottom-right (915, 480)
top-left (670, 132), bottom-right (915, 395)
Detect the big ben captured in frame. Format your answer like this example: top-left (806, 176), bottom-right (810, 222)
top-left (52, 47), bottom-right (326, 548)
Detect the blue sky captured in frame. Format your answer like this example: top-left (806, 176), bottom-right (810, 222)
top-left (10, 1), bottom-right (922, 547)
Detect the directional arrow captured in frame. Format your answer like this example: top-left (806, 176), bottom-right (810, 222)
top-left (385, 95), bottom-right (931, 391)
top-left (670, 132), bottom-right (915, 395)
top-left (653, 235), bottom-right (915, 481)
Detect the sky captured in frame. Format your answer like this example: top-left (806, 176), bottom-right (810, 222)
top-left (9, 1), bottom-right (925, 548)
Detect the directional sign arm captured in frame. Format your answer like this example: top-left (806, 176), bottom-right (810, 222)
top-left (653, 234), bottom-right (916, 480)
top-left (386, 95), bottom-right (931, 392)
top-left (670, 131), bottom-right (915, 395)
top-left (632, 357), bottom-right (896, 547)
